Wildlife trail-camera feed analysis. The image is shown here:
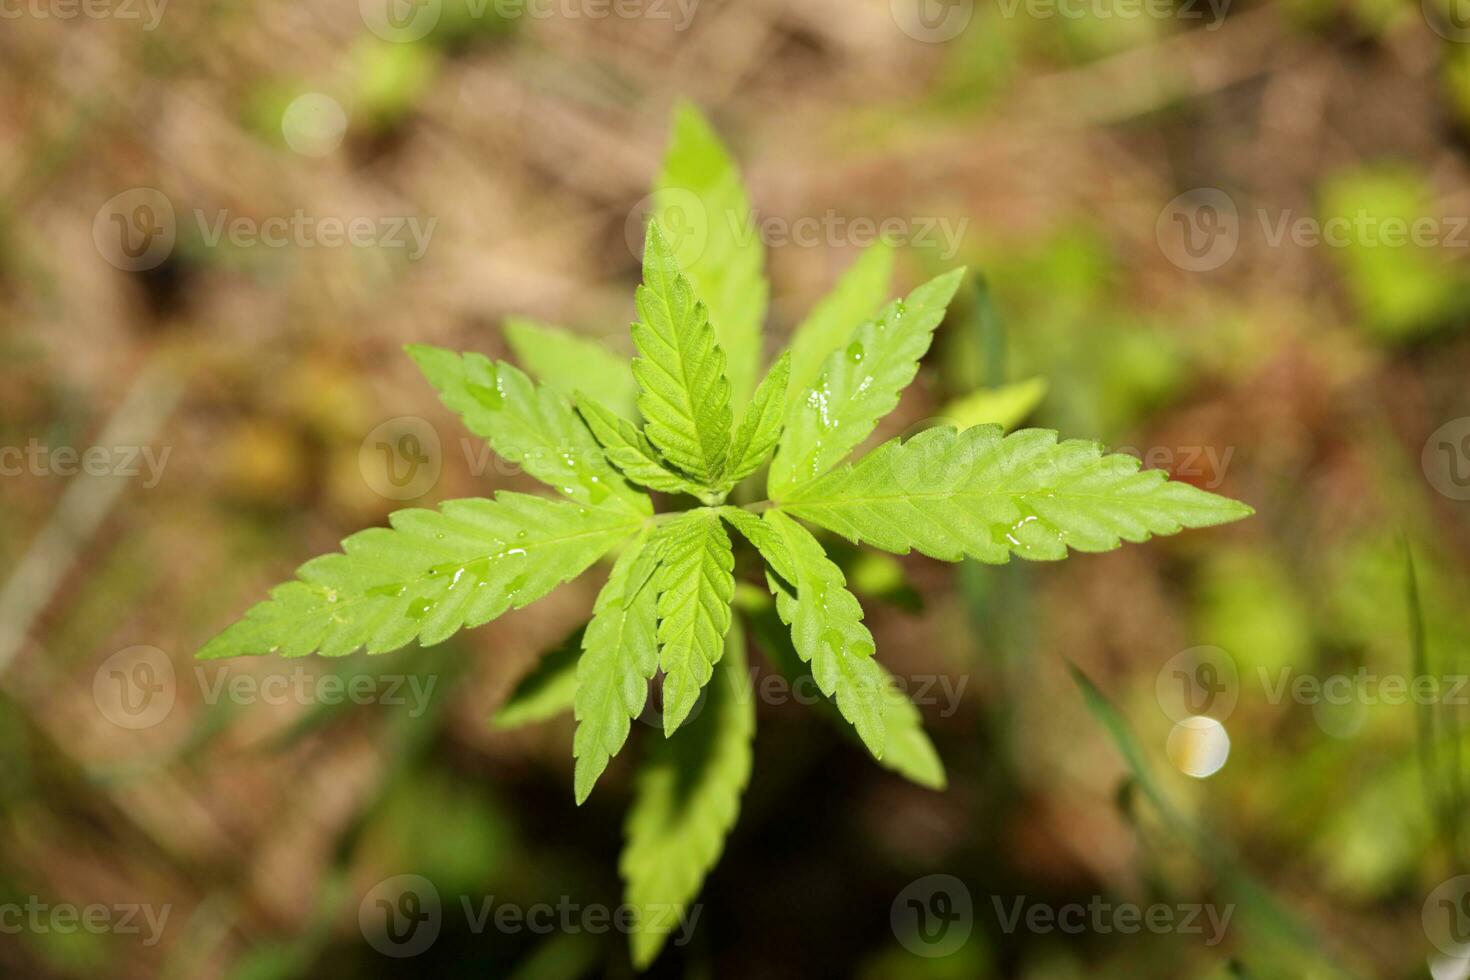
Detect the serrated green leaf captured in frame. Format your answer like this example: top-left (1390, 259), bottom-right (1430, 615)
top-left (631, 222), bottom-right (733, 486)
top-left (761, 511), bottom-right (887, 758)
top-left (573, 533), bottom-right (660, 803)
top-left (722, 351), bottom-right (789, 489)
top-left (575, 393), bottom-right (708, 498)
top-left (623, 525), bottom-right (671, 610)
top-left (784, 425), bottom-right (1253, 564)
top-left (503, 317), bottom-right (638, 420)
top-left (621, 621), bottom-right (753, 969)
top-left (492, 626), bottom-right (583, 730)
top-left (879, 685), bottom-right (946, 790)
top-left (198, 495), bottom-right (644, 660)
top-left (655, 102), bottom-right (766, 406)
top-left (744, 598), bottom-right (943, 789)
top-left (654, 510), bottom-right (735, 735)
top-left (940, 377), bottom-right (1048, 432)
top-left (716, 506), bottom-right (796, 585)
top-left (407, 345), bottom-right (650, 516)
top-left (785, 243), bottom-right (894, 410)
top-left (770, 268), bottom-right (966, 496)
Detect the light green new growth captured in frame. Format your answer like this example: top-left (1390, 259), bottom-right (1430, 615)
top-left (621, 625), bottom-right (754, 969)
top-left (722, 351), bottom-right (790, 489)
top-left (196, 103), bottom-right (1252, 969)
top-left (198, 494), bottom-right (641, 660)
top-left (574, 532), bottom-right (661, 803)
top-left (783, 425), bottom-right (1253, 563)
top-left (630, 222), bottom-right (734, 488)
top-left (770, 267), bottom-right (966, 496)
top-left (502, 317), bottom-right (640, 420)
top-left (784, 242), bottom-right (894, 409)
top-left (653, 510), bottom-right (735, 736)
top-left (407, 345), bottom-right (649, 515)
top-left (576, 393), bottom-right (709, 498)
top-left (941, 376), bottom-right (1048, 431)
top-left (655, 102), bottom-right (767, 407)
top-left (761, 511), bottom-right (888, 758)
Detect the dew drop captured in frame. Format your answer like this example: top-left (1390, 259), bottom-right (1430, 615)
top-left (846, 342), bottom-right (865, 364)
top-left (811, 581), bottom-right (829, 610)
top-left (406, 597), bottom-right (433, 619)
top-left (367, 583), bottom-right (406, 598)
top-left (467, 367), bottom-right (508, 414)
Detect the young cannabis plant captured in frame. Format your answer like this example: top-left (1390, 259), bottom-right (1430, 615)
top-left (198, 105), bottom-right (1252, 967)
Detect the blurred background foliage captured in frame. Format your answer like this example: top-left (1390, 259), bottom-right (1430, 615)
top-left (2, 0), bottom-right (1470, 977)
